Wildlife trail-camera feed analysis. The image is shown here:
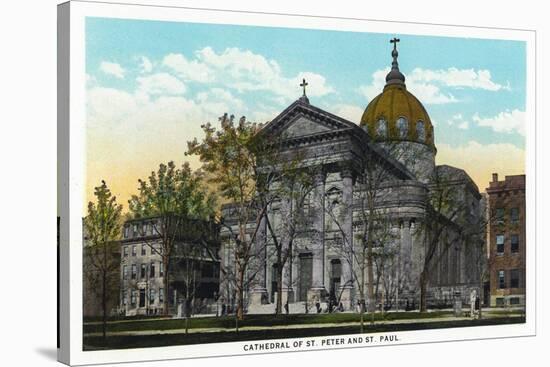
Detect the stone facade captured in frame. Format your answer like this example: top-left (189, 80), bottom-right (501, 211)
top-left (486, 174), bottom-right (526, 307)
top-left (218, 101), bottom-right (483, 314)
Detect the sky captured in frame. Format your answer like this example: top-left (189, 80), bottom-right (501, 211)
top-left (85, 17), bottom-right (527, 209)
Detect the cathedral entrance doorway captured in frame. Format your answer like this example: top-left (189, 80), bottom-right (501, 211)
top-left (329, 259), bottom-right (342, 302)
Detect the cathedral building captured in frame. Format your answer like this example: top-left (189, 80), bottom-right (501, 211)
top-left (220, 40), bottom-right (483, 313)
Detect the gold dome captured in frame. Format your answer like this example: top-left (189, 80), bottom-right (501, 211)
top-left (360, 84), bottom-right (434, 147)
top-left (360, 39), bottom-right (435, 149)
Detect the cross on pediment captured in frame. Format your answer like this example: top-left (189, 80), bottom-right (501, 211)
top-left (300, 78), bottom-right (308, 97)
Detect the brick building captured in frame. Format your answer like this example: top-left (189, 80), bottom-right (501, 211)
top-left (119, 217), bottom-right (221, 316)
top-left (486, 173), bottom-right (526, 307)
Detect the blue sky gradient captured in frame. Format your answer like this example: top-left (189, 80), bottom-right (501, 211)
top-left (85, 16), bottom-right (527, 205)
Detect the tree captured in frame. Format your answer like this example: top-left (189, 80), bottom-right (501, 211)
top-left (128, 161), bottom-right (216, 316)
top-left (84, 180), bottom-right (123, 340)
top-left (418, 167), bottom-right (471, 312)
top-left (263, 168), bottom-right (313, 315)
top-left (187, 113), bottom-right (289, 326)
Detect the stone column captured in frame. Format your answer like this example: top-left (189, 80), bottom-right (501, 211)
top-left (339, 169), bottom-right (354, 310)
top-left (309, 170), bottom-right (326, 303)
top-left (280, 196), bottom-right (294, 306)
top-left (249, 214), bottom-right (268, 306)
top-left (400, 218), bottom-right (413, 304)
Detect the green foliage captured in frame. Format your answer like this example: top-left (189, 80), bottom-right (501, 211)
top-left (85, 180), bottom-right (123, 247)
top-left (128, 161), bottom-right (216, 220)
top-left (186, 114), bottom-right (263, 204)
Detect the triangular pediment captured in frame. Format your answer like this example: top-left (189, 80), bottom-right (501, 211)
top-left (280, 115), bottom-right (333, 138)
top-left (259, 99), bottom-right (358, 140)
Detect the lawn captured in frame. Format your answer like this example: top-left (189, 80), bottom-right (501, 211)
top-left (83, 311), bottom-right (453, 334)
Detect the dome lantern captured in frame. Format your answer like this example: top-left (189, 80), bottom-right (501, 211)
top-left (385, 37), bottom-right (406, 87)
top-left (360, 38), bottom-right (435, 150)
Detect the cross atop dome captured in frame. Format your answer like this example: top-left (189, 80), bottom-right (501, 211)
top-left (385, 36), bottom-right (406, 87)
top-left (390, 37), bottom-right (400, 51)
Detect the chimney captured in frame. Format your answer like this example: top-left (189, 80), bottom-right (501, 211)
top-left (492, 173), bottom-right (498, 183)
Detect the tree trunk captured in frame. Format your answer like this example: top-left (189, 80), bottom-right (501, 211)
top-left (236, 264), bottom-right (245, 322)
top-left (185, 317), bottom-right (189, 334)
top-left (479, 277), bottom-right (483, 319)
top-left (163, 255), bottom-right (170, 316)
top-left (367, 239), bottom-right (375, 322)
top-left (102, 243), bottom-right (108, 341)
top-left (276, 256), bottom-right (283, 315)
top-left (102, 269), bottom-right (107, 340)
top-left (360, 305), bottom-right (364, 333)
top-left (420, 270), bottom-right (428, 312)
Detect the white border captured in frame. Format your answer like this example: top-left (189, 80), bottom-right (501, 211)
top-left (61, 1), bottom-right (536, 365)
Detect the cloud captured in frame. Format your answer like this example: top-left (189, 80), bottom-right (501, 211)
top-left (436, 140), bottom-right (525, 192)
top-left (358, 68), bottom-right (456, 105)
top-left (100, 61), bottom-right (125, 79)
top-left (358, 66), bottom-right (508, 105)
top-left (196, 88), bottom-right (245, 116)
top-left (445, 113), bottom-right (469, 129)
top-left (409, 67), bottom-right (509, 91)
top-left (136, 73), bottom-right (186, 96)
top-left (87, 87), bottom-right (137, 123)
top-left (473, 109), bottom-right (525, 136)
top-left (330, 104), bottom-right (364, 123)
top-left (164, 47), bottom-right (334, 101)
top-left (139, 56), bottom-right (153, 73)
top-left (86, 82), bottom-right (252, 207)
top-left (457, 121), bottom-right (469, 130)
top-left (162, 53), bottom-right (213, 83)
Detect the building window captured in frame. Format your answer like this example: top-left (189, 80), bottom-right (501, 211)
top-left (376, 118), bottom-right (387, 138)
top-left (498, 270), bottom-right (506, 289)
top-left (511, 234), bottom-right (519, 253)
top-left (141, 245), bottom-right (146, 256)
top-left (124, 226), bottom-right (130, 239)
top-left (131, 264), bottom-right (137, 280)
top-left (132, 245), bottom-right (137, 257)
top-left (510, 207), bottom-right (519, 224)
top-left (123, 265), bottom-right (128, 280)
top-left (159, 262), bottom-right (164, 277)
top-left (150, 262), bottom-right (156, 278)
top-left (133, 224), bottom-right (138, 237)
top-left (510, 269), bottom-right (520, 288)
top-left (142, 223), bottom-right (148, 236)
top-left (141, 264), bottom-right (146, 279)
top-left (510, 297), bottom-right (520, 305)
top-left (149, 289), bottom-right (156, 304)
top-left (496, 234), bottom-right (505, 254)
top-left (496, 298), bottom-right (505, 306)
top-left (123, 246), bottom-right (128, 257)
top-left (396, 117), bottom-right (408, 138)
top-left (495, 208), bottom-right (505, 225)
top-left (131, 290), bottom-right (137, 306)
top-left (416, 120), bottom-right (425, 142)
top-left (122, 290), bottom-right (127, 305)
top-left (159, 288), bottom-right (164, 303)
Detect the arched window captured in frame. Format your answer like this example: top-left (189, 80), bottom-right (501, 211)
top-left (416, 120), bottom-right (425, 142)
top-left (396, 117), bottom-right (408, 138)
top-left (376, 118), bottom-right (387, 138)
